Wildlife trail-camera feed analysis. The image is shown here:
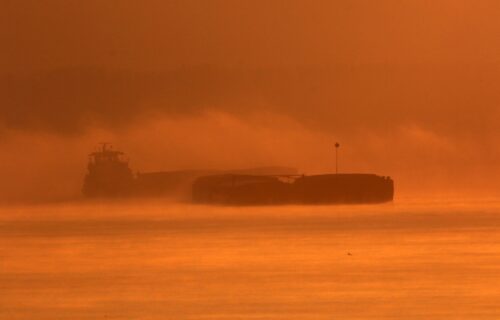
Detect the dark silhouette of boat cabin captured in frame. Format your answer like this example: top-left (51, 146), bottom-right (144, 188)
top-left (82, 144), bottom-right (134, 197)
top-left (83, 144), bottom-right (394, 204)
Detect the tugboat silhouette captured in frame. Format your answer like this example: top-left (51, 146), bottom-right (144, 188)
top-left (82, 143), bottom-right (134, 197)
top-left (83, 143), bottom-right (394, 204)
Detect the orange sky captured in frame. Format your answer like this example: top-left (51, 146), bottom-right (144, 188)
top-left (1, 1), bottom-right (499, 201)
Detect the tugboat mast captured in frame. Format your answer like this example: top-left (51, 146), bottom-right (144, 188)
top-left (99, 142), bottom-right (111, 152)
top-left (335, 142), bottom-right (340, 174)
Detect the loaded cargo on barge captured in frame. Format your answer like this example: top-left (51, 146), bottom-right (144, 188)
top-left (192, 173), bottom-right (393, 205)
top-left (83, 144), bottom-right (394, 204)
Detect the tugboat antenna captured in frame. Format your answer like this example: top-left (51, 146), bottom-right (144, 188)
top-left (335, 142), bottom-right (340, 174)
top-left (99, 142), bottom-right (111, 152)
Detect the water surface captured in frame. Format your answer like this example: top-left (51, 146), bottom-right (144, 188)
top-left (1, 199), bottom-right (500, 319)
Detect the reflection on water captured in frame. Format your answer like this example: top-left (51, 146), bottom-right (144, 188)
top-left (1, 199), bottom-right (500, 319)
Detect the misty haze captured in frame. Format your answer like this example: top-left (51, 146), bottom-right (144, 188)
top-left (1, 1), bottom-right (499, 319)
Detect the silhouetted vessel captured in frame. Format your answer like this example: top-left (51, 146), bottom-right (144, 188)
top-left (82, 144), bottom-right (134, 197)
top-left (192, 173), bottom-right (394, 205)
top-left (82, 145), bottom-right (394, 204)
top-left (82, 144), bottom-right (300, 200)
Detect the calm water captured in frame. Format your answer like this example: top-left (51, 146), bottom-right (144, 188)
top-left (1, 199), bottom-right (500, 319)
